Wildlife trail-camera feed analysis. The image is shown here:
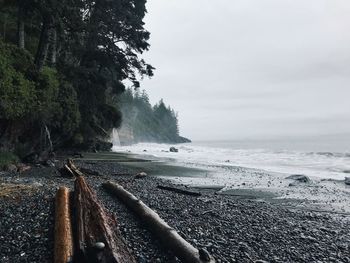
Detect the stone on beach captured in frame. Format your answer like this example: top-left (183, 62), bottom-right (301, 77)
top-left (135, 172), bottom-right (147, 179)
top-left (345, 177), bottom-right (350, 185)
top-left (169, 147), bottom-right (178, 152)
top-left (286, 174), bottom-right (310, 183)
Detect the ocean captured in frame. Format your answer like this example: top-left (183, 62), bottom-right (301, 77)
top-left (113, 136), bottom-right (350, 181)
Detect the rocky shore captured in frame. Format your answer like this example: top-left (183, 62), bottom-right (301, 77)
top-left (1, 157), bottom-right (350, 263)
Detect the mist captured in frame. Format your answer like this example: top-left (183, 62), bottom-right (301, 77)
top-left (140, 0), bottom-right (350, 141)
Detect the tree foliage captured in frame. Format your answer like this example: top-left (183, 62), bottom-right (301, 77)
top-left (117, 88), bottom-right (190, 143)
top-left (0, 0), bottom-right (153, 153)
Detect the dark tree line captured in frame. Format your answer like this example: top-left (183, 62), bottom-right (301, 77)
top-left (117, 88), bottom-right (190, 144)
top-left (0, 0), bottom-right (154, 156)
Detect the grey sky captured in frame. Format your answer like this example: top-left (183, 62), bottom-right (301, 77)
top-left (140, 0), bottom-right (350, 140)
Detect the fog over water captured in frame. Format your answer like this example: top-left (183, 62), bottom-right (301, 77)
top-left (140, 0), bottom-right (350, 141)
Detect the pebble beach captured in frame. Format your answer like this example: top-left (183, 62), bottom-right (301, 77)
top-left (1, 155), bottom-right (350, 263)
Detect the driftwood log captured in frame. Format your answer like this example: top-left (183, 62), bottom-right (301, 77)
top-left (67, 159), bottom-right (84, 177)
top-left (157, 185), bottom-right (201, 197)
top-left (54, 187), bottom-right (73, 263)
top-left (103, 181), bottom-right (215, 263)
top-left (74, 176), bottom-right (136, 263)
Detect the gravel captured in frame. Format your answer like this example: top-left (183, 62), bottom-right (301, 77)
top-left (1, 159), bottom-right (350, 263)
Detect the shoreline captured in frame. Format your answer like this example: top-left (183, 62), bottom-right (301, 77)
top-left (110, 148), bottom-right (350, 216)
top-left (1, 152), bottom-right (350, 262)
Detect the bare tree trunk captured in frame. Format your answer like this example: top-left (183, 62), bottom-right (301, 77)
top-left (74, 176), bottom-right (136, 263)
top-left (48, 27), bottom-right (57, 66)
top-left (54, 187), bottom-right (74, 263)
top-left (103, 181), bottom-right (215, 263)
top-left (35, 16), bottom-right (51, 70)
top-left (17, 3), bottom-right (25, 49)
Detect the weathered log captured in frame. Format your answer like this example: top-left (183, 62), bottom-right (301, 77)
top-left (74, 176), bottom-right (136, 263)
top-left (63, 164), bottom-right (75, 177)
top-left (103, 181), bottom-right (215, 263)
top-left (67, 159), bottom-right (84, 177)
top-left (157, 185), bottom-right (201, 197)
top-left (54, 187), bottom-right (73, 263)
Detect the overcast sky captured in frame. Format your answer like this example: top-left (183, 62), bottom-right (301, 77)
top-left (140, 0), bottom-right (350, 141)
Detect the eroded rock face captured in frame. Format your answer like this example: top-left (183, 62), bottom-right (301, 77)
top-left (286, 174), bottom-right (310, 183)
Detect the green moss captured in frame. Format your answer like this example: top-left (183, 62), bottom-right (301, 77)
top-left (0, 152), bottom-right (19, 169)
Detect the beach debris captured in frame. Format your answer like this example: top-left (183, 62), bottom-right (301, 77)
top-left (44, 159), bottom-right (56, 167)
top-left (4, 164), bottom-right (18, 172)
top-left (65, 159), bottom-right (84, 177)
top-left (103, 181), bottom-right (215, 263)
top-left (345, 177), bottom-right (350, 185)
top-left (17, 163), bottom-right (31, 173)
top-left (54, 187), bottom-right (73, 263)
top-left (135, 172), bottom-right (147, 179)
top-left (286, 174), bottom-right (310, 183)
top-left (157, 185), bottom-right (202, 196)
top-left (169, 147), bottom-right (178, 153)
top-left (74, 176), bottom-right (136, 263)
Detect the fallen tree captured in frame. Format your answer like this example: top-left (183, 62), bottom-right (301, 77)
top-left (74, 176), bottom-right (136, 263)
top-left (157, 185), bottom-right (201, 197)
top-left (67, 159), bottom-right (84, 177)
top-left (54, 187), bottom-right (73, 263)
top-left (103, 181), bottom-right (215, 263)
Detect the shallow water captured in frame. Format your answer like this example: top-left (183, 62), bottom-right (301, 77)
top-left (113, 138), bottom-right (350, 181)
top-left (112, 139), bottom-right (350, 213)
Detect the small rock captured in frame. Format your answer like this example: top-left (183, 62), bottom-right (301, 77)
top-left (199, 248), bottom-right (211, 261)
top-left (169, 147), bottom-right (178, 153)
top-left (135, 172), bottom-right (147, 179)
top-left (345, 177), bottom-right (350, 185)
top-left (93, 242), bottom-right (105, 250)
top-left (238, 242), bottom-right (249, 252)
top-left (286, 174), bottom-right (310, 183)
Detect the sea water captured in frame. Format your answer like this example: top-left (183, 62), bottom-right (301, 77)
top-left (113, 135), bottom-right (350, 181)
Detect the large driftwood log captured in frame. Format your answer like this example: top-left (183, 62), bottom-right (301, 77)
top-left (74, 176), bottom-right (136, 263)
top-left (157, 185), bottom-right (201, 197)
top-left (103, 181), bottom-right (215, 263)
top-left (67, 159), bottom-right (84, 177)
top-left (54, 187), bottom-right (73, 263)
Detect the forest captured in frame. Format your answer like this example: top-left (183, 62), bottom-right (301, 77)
top-left (0, 0), bottom-right (186, 162)
top-left (117, 88), bottom-right (190, 144)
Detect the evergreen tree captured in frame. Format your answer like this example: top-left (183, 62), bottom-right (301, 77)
top-left (0, 0), bottom-right (153, 154)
